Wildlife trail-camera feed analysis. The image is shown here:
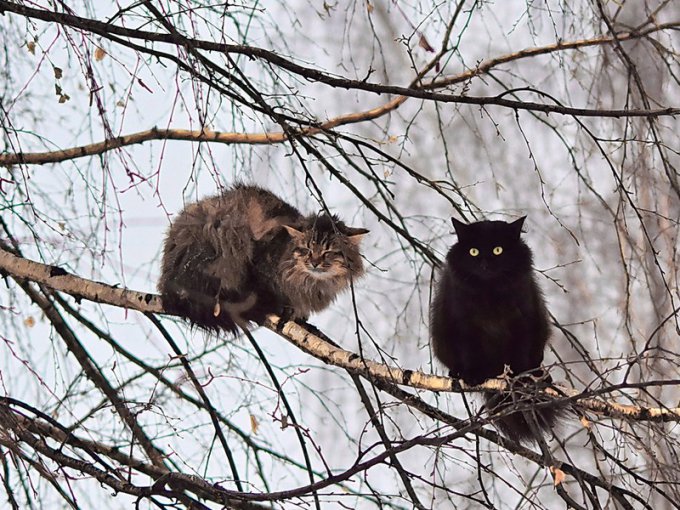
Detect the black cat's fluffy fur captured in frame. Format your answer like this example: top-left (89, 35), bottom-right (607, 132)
top-left (430, 216), bottom-right (557, 444)
top-left (159, 184), bottom-right (367, 333)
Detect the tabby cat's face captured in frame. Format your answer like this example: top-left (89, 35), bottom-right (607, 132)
top-left (292, 239), bottom-right (352, 280)
top-left (284, 215), bottom-right (367, 281)
top-left (447, 217), bottom-right (532, 281)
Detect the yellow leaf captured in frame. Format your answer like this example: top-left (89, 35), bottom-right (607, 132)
top-left (580, 416), bottom-right (591, 429)
top-left (24, 316), bottom-right (36, 328)
top-left (366, 1), bottom-right (374, 13)
top-left (58, 94), bottom-right (70, 104)
top-left (27, 41), bottom-right (36, 55)
top-left (250, 414), bottom-right (259, 434)
top-left (53, 67), bottom-right (63, 79)
top-left (94, 47), bottom-right (106, 61)
top-left (550, 466), bottom-right (566, 486)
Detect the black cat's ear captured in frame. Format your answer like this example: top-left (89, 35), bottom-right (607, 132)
top-left (509, 216), bottom-right (526, 238)
top-left (450, 217), bottom-right (467, 236)
top-left (344, 226), bottom-right (369, 245)
top-left (283, 225), bottom-right (304, 241)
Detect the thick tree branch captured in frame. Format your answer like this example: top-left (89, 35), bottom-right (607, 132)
top-left (1, 246), bottom-right (678, 423)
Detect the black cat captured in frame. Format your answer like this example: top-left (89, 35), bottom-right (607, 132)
top-left (430, 216), bottom-right (558, 444)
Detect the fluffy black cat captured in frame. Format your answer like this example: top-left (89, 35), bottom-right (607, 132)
top-left (159, 184), bottom-right (368, 333)
top-left (430, 216), bottom-right (557, 444)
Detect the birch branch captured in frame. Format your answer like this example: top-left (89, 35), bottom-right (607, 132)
top-left (2, 105), bottom-right (678, 167)
top-left (1, 246), bottom-right (678, 422)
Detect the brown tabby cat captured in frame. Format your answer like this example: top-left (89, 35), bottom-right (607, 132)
top-left (158, 184), bottom-right (368, 333)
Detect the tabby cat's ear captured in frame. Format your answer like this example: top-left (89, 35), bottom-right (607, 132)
top-left (450, 217), bottom-right (467, 236)
top-left (509, 216), bottom-right (526, 238)
top-left (283, 225), bottom-right (304, 241)
top-left (344, 226), bottom-right (369, 245)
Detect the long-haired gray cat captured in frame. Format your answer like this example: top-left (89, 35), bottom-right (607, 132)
top-left (159, 184), bottom-right (368, 333)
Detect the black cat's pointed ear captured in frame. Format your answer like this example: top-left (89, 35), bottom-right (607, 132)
top-left (283, 225), bottom-right (304, 241)
top-left (510, 216), bottom-right (526, 238)
top-left (450, 217), bottom-right (467, 235)
top-left (344, 226), bottom-right (369, 245)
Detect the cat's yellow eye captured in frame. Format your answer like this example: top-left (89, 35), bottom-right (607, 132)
top-left (469, 248), bottom-right (479, 257)
top-left (493, 246), bottom-right (503, 255)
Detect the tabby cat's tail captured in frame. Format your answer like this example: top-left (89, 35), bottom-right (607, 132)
top-left (160, 281), bottom-right (243, 334)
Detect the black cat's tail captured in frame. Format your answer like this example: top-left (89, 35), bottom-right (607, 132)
top-left (483, 377), bottom-right (562, 444)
